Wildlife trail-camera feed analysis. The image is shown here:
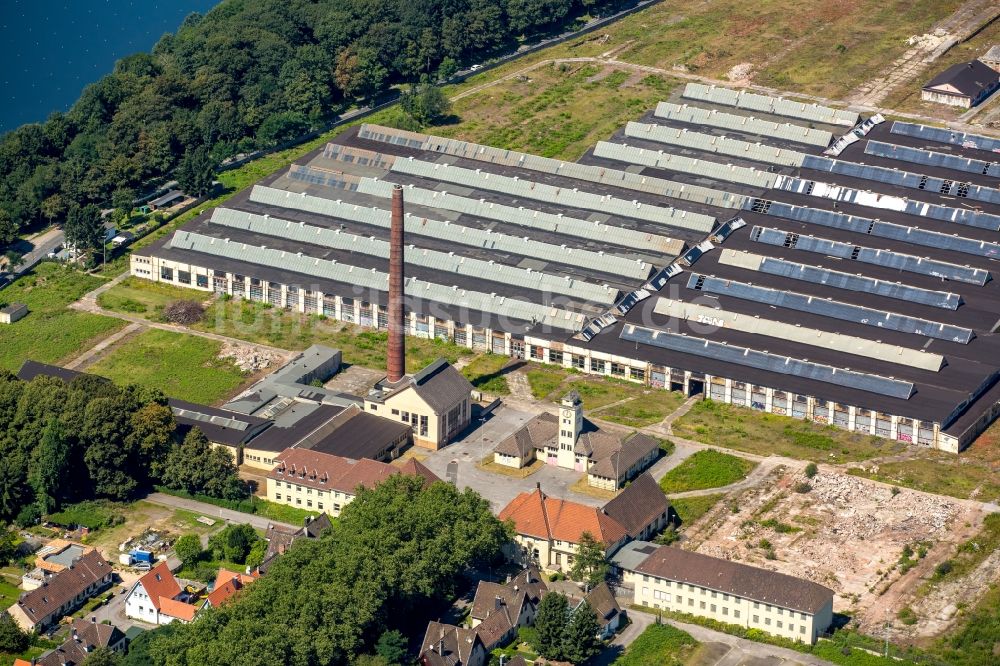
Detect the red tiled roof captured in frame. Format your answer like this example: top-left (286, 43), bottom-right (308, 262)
top-left (207, 569), bottom-right (256, 607)
top-left (399, 458), bottom-right (441, 486)
top-left (137, 562), bottom-right (181, 612)
top-left (498, 488), bottom-right (628, 545)
top-left (159, 596), bottom-right (200, 622)
top-left (270, 448), bottom-right (443, 495)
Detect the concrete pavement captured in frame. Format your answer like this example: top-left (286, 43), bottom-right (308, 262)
top-left (0, 226), bottom-right (64, 289)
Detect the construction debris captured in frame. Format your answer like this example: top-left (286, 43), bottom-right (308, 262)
top-left (218, 343), bottom-right (276, 373)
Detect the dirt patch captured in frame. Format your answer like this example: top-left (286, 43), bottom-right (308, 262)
top-left (683, 470), bottom-right (984, 639)
top-left (727, 62), bottom-right (755, 83)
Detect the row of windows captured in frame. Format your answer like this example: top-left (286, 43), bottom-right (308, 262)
top-left (640, 577), bottom-right (809, 619)
top-left (643, 589), bottom-right (808, 635)
top-left (277, 481), bottom-right (348, 499)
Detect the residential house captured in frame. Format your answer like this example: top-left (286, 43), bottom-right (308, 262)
top-left (921, 60), bottom-right (1000, 108)
top-left (419, 621), bottom-right (487, 666)
top-left (567, 582), bottom-right (623, 640)
top-left (620, 543), bottom-right (834, 644)
top-left (365, 358), bottom-right (474, 450)
top-left (124, 562), bottom-right (200, 625)
top-left (257, 514), bottom-right (333, 575)
top-left (204, 569), bottom-right (256, 609)
top-left (601, 473), bottom-right (671, 541)
top-left (27, 618), bottom-right (127, 666)
top-left (266, 448), bottom-right (439, 517)
top-left (7, 551), bottom-right (113, 633)
top-left (493, 392), bottom-right (660, 489)
top-left (469, 567), bottom-right (548, 650)
top-left (498, 485), bottom-right (629, 573)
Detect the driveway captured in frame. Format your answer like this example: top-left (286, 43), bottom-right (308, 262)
top-left (0, 227), bottom-right (64, 288)
top-left (144, 492), bottom-right (297, 531)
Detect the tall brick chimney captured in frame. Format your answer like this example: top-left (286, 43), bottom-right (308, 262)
top-left (387, 184), bottom-right (406, 384)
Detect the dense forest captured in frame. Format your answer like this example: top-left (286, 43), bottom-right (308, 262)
top-left (123, 474), bottom-right (510, 666)
top-left (0, 370), bottom-right (243, 525)
top-left (0, 0), bottom-right (622, 244)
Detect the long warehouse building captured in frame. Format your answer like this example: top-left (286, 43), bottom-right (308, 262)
top-left (133, 84), bottom-right (1000, 453)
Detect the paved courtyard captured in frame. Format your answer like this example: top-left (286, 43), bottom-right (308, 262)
top-left (420, 403), bottom-right (605, 511)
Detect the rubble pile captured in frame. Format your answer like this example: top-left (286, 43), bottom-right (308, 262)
top-left (218, 343), bottom-right (276, 373)
top-left (727, 62), bottom-right (754, 82)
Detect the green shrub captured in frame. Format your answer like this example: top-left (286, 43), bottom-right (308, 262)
top-left (804, 462), bottom-right (818, 478)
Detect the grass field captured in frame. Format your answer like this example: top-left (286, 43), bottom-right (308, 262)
top-left (461, 354), bottom-right (511, 395)
top-left (612, 622), bottom-right (700, 666)
top-left (438, 62), bottom-right (680, 159)
top-left (87, 328), bottom-right (247, 404)
top-left (97, 276), bottom-right (203, 319)
top-left (0, 263), bottom-right (124, 372)
top-left (671, 494), bottom-right (725, 528)
top-left (525, 365), bottom-right (572, 399)
top-left (673, 400), bottom-right (899, 463)
top-left (196, 298), bottom-right (470, 372)
top-left (660, 450), bottom-right (758, 494)
top-left (599, 390), bottom-right (686, 428)
top-left (847, 420), bottom-right (1000, 503)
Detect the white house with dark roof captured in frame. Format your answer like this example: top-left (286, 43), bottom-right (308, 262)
top-left (921, 60), bottom-right (1000, 108)
top-left (493, 391), bottom-right (660, 489)
top-left (620, 543), bottom-right (834, 644)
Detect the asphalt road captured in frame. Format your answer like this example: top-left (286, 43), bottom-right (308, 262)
top-left (0, 227), bottom-right (64, 288)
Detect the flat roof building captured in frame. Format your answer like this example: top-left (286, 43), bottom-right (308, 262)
top-left (129, 84), bottom-right (1000, 453)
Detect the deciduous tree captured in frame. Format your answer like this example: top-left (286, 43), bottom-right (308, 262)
top-left (569, 531), bottom-right (609, 590)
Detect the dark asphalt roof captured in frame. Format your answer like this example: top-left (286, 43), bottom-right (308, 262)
top-left (601, 472), bottom-right (670, 539)
top-left (16, 360), bottom-right (92, 384)
top-left (168, 398), bottom-right (271, 448)
top-left (295, 405), bottom-right (410, 459)
top-left (243, 404), bottom-right (345, 453)
top-left (635, 545), bottom-right (834, 615)
top-left (922, 60), bottom-right (1000, 98)
top-left (135, 108), bottom-right (1000, 438)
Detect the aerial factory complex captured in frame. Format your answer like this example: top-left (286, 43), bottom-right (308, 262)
top-left (133, 82), bottom-right (1000, 453)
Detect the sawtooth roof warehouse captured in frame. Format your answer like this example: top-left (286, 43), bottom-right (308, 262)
top-left (133, 83), bottom-right (1000, 454)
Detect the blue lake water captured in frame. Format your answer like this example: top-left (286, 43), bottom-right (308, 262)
top-left (0, 0), bottom-right (219, 134)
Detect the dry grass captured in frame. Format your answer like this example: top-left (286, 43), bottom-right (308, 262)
top-left (569, 476), bottom-right (618, 501)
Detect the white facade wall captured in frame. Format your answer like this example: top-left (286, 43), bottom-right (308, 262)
top-left (626, 570), bottom-right (832, 645)
top-left (130, 253), bottom-right (974, 453)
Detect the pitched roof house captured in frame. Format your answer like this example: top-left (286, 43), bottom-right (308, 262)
top-left (921, 60), bottom-right (1000, 108)
top-left (419, 621), bottom-right (487, 666)
top-left (7, 550), bottom-right (113, 633)
top-left (469, 567), bottom-right (548, 650)
top-left (124, 562), bottom-right (201, 625)
top-left (25, 618), bottom-right (127, 666)
top-left (493, 392), bottom-right (660, 489)
top-left (602, 473), bottom-right (672, 541)
top-left (257, 514), bottom-right (334, 575)
top-left (205, 569), bottom-right (256, 608)
top-left (498, 486), bottom-right (629, 573)
top-left (567, 582), bottom-right (623, 640)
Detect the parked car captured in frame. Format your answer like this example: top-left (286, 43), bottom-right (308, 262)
top-left (47, 244), bottom-right (63, 258)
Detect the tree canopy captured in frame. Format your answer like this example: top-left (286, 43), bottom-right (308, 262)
top-left (0, 0), bottom-right (618, 243)
top-left (0, 370), bottom-right (245, 525)
top-left (569, 530), bottom-right (610, 590)
top-left (137, 474), bottom-right (511, 665)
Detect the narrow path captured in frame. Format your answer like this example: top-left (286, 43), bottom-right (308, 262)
top-left (144, 492), bottom-right (296, 531)
top-left (849, 0), bottom-right (1000, 107)
top-left (70, 299), bottom-right (292, 358)
top-left (65, 321), bottom-right (145, 370)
